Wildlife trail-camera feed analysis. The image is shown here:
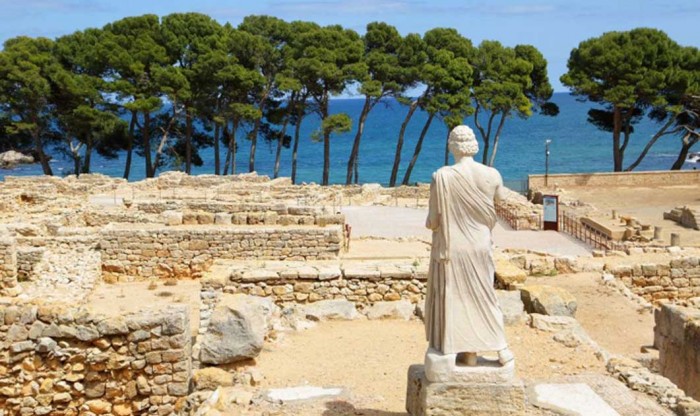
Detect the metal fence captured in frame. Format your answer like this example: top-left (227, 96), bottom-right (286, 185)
top-left (495, 203), bottom-right (541, 231)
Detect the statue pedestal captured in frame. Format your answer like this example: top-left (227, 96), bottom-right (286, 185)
top-left (405, 360), bottom-right (526, 416)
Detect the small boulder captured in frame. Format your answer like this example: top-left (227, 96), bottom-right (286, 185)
top-left (496, 290), bottom-right (525, 326)
top-left (495, 259), bottom-right (527, 288)
top-left (364, 300), bottom-right (414, 320)
top-left (303, 299), bottom-right (358, 321)
top-left (530, 314), bottom-right (579, 332)
top-left (193, 367), bottom-right (234, 391)
top-left (520, 285), bottom-right (577, 317)
top-left (199, 294), bottom-right (276, 365)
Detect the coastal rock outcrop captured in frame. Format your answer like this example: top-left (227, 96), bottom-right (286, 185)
top-left (0, 150), bottom-right (34, 168)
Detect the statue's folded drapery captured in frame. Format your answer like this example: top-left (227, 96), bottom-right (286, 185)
top-left (424, 166), bottom-right (507, 354)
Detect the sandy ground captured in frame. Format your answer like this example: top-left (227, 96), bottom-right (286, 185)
top-left (524, 272), bottom-right (655, 356)
top-left (252, 320), bottom-right (606, 415)
top-left (562, 184), bottom-right (700, 246)
top-left (88, 280), bottom-right (201, 336)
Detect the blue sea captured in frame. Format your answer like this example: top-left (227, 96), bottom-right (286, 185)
top-left (2, 93), bottom-right (696, 187)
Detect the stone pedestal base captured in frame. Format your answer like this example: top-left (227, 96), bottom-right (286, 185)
top-left (406, 364), bottom-right (525, 416)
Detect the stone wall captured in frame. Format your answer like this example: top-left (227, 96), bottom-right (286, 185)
top-left (528, 170), bottom-right (700, 189)
top-left (100, 225), bottom-right (344, 281)
top-left (0, 237), bottom-right (19, 297)
top-left (0, 302), bottom-right (191, 415)
top-left (654, 303), bottom-right (700, 400)
top-left (606, 256), bottom-right (700, 302)
top-left (199, 262), bottom-right (428, 331)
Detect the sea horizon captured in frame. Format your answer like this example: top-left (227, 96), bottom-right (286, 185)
top-left (1, 92), bottom-right (696, 188)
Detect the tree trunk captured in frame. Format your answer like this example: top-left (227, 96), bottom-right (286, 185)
top-left (488, 112), bottom-right (508, 167)
top-left (82, 136), bottom-right (93, 174)
top-left (185, 108), bottom-right (193, 174)
top-left (321, 96), bottom-right (330, 186)
top-left (671, 133), bottom-right (698, 170)
top-left (625, 116), bottom-right (677, 171)
top-left (230, 121), bottom-right (237, 175)
top-left (274, 120), bottom-right (291, 180)
top-left (402, 113), bottom-right (435, 186)
top-left (389, 100), bottom-right (419, 187)
top-left (32, 126), bottom-right (52, 176)
top-left (353, 154), bottom-right (359, 184)
top-left (249, 89), bottom-right (270, 173)
top-left (291, 108), bottom-right (304, 185)
top-left (612, 107), bottom-right (622, 172)
top-left (123, 110), bottom-right (136, 180)
top-left (346, 97), bottom-right (372, 185)
top-left (144, 112), bottom-right (153, 178)
top-left (214, 122), bottom-right (221, 175)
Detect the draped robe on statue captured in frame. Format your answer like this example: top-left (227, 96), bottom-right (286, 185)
top-left (424, 166), bottom-right (507, 354)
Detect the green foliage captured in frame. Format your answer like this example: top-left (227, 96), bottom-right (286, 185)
top-left (561, 28), bottom-right (691, 171)
top-left (472, 40), bottom-right (557, 166)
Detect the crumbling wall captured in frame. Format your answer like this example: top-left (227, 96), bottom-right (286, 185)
top-left (654, 303), bottom-right (700, 400)
top-left (607, 257), bottom-right (700, 302)
top-left (0, 303), bottom-right (191, 415)
top-left (199, 262), bottom-right (428, 330)
top-left (100, 225), bottom-right (344, 280)
top-left (0, 237), bottom-right (19, 296)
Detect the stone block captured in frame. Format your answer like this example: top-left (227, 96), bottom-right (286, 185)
top-left (406, 364), bottom-right (525, 416)
top-left (365, 300), bottom-right (415, 320)
top-left (520, 285), bottom-right (577, 317)
top-left (214, 213), bottom-right (232, 225)
top-left (496, 290), bottom-right (525, 326)
top-left (495, 260), bottom-right (527, 288)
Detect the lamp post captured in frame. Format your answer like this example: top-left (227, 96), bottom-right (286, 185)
top-left (545, 139), bottom-right (551, 187)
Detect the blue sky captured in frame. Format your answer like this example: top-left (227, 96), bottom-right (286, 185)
top-left (1, 0), bottom-right (698, 92)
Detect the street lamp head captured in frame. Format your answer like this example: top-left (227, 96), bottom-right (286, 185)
top-left (545, 139), bottom-right (552, 145)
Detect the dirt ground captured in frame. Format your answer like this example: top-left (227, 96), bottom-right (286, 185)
top-left (561, 184), bottom-right (700, 246)
top-left (250, 319), bottom-right (606, 415)
top-left (524, 272), bottom-right (655, 356)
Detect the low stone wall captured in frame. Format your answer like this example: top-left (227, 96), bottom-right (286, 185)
top-left (200, 262), bottom-right (428, 331)
top-left (16, 247), bottom-right (44, 282)
top-left (0, 302), bottom-right (191, 415)
top-left (528, 170), bottom-right (700, 189)
top-left (0, 237), bottom-right (19, 296)
top-left (100, 225), bottom-right (344, 280)
top-left (654, 303), bottom-right (700, 400)
top-left (606, 256), bottom-right (700, 302)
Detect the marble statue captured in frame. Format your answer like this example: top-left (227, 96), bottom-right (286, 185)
top-left (423, 125), bottom-right (514, 381)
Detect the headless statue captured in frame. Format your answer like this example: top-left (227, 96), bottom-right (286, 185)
top-left (423, 125), bottom-right (513, 380)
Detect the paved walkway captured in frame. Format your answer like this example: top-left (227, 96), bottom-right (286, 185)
top-left (341, 206), bottom-right (592, 257)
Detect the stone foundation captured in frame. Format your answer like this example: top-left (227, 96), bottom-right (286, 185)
top-left (0, 303), bottom-right (192, 415)
top-left (607, 257), bottom-right (700, 302)
top-left (654, 303), bottom-right (700, 400)
top-left (100, 225), bottom-right (343, 280)
top-left (406, 364), bottom-right (525, 416)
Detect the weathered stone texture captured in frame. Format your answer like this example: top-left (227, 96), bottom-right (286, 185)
top-left (654, 303), bottom-right (700, 401)
top-left (0, 303), bottom-right (191, 415)
top-left (608, 257), bottom-right (700, 302)
top-left (406, 365), bottom-right (525, 416)
top-left (0, 237), bottom-right (20, 296)
top-left (100, 225), bottom-right (343, 280)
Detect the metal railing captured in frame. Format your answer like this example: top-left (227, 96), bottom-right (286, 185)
top-left (495, 203), bottom-right (541, 231)
top-left (558, 210), bottom-right (626, 251)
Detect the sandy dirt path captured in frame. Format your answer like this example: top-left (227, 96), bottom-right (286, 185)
top-left (252, 320), bottom-right (606, 415)
top-left (525, 272), bottom-right (655, 356)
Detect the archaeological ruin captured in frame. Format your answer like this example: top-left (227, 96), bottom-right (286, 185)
top-left (0, 170), bottom-right (698, 415)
